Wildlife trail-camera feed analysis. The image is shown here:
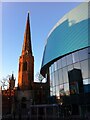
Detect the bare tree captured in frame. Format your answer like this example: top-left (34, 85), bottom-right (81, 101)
top-left (35, 72), bottom-right (44, 83)
top-left (1, 75), bottom-right (11, 90)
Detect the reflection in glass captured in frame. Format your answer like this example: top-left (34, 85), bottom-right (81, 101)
top-left (50, 87), bottom-right (53, 96)
top-left (74, 62), bottom-right (80, 70)
top-left (83, 79), bottom-right (88, 85)
top-left (52, 73), bottom-right (54, 87)
top-left (54, 62), bottom-right (57, 71)
top-left (62, 67), bottom-right (68, 83)
top-left (57, 59), bottom-right (62, 69)
top-left (84, 84), bottom-right (90, 93)
top-left (64, 83), bottom-right (70, 96)
top-left (55, 71), bottom-right (59, 86)
top-left (49, 47), bottom-right (90, 97)
top-left (81, 60), bottom-right (88, 79)
top-left (50, 74), bottom-right (52, 86)
top-left (58, 69), bottom-right (63, 84)
top-left (78, 48), bottom-right (88, 61)
top-left (88, 79), bottom-right (90, 84)
top-left (66, 54), bottom-right (72, 65)
top-left (49, 66), bottom-right (52, 74)
top-left (69, 81), bottom-right (79, 94)
top-left (68, 64), bottom-right (73, 71)
top-left (59, 84), bottom-right (64, 96)
top-left (72, 51), bottom-right (79, 63)
top-left (51, 64), bottom-right (54, 73)
top-left (61, 56), bottom-right (67, 67)
top-left (53, 86), bottom-right (56, 96)
top-left (56, 86), bottom-right (59, 97)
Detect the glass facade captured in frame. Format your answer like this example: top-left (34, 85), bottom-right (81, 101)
top-left (49, 47), bottom-right (90, 97)
top-left (41, 3), bottom-right (89, 67)
top-left (40, 2), bottom-right (90, 117)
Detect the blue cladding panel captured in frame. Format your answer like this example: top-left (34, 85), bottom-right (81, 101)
top-left (84, 84), bottom-right (90, 93)
top-left (42, 19), bottom-right (89, 67)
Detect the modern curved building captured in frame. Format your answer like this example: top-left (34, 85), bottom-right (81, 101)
top-left (41, 2), bottom-right (90, 116)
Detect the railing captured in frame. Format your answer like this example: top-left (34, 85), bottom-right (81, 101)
top-left (2, 104), bottom-right (90, 120)
top-left (28, 104), bottom-right (90, 120)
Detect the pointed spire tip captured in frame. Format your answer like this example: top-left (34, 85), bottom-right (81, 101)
top-left (28, 11), bottom-right (30, 14)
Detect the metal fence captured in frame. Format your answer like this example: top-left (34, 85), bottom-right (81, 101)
top-left (28, 104), bottom-right (81, 120)
top-left (2, 104), bottom-right (90, 120)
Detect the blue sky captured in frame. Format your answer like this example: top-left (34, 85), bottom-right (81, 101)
top-left (2, 2), bottom-right (81, 85)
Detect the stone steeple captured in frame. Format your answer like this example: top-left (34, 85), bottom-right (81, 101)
top-left (22, 12), bottom-right (32, 56)
top-left (18, 12), bottom-right (34, 90)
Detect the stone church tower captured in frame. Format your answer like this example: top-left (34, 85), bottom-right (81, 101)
top-left (17, 12), bottom-right (49, 106)
top-left (18, 12), bottom-right (34, 90)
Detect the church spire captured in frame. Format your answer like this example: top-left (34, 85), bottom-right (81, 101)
top-left (22, 12), bottom-right (32, 55)
top-left (18, 12), bottom-right (34, 90)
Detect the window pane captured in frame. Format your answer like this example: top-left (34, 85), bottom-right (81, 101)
top-left (51, 64), bottom-right (54, 73)
top-left (62, 67), bottom-right (68, 83)
top-left (49, 66), bottom-right (52, 74)
top-left (69, 81), bottom-right (79, 94)
top-left (84, 84), bottom-right (90, 93)
top-left (51, 73), bottom-right (54, 87)
top-left (53, 72), bottom-right (56, 87)
top-left (56, 85), bottom-right (59, 97)
top-left (51, 65), bottom-right (53, 73)
top-left (52, 86), bottom-right (56, 96)
top-left (83, 79), bottom-right (88, 85)
top-left (61, 56), bottom-right (67, 67)
top-left (50, 87), bottom-right (53, 96)
top-left (54, 62), bottom-right (57, 71)
top-left (58, 69), bottom-right (63, 84)
top-left (57, 59), bottom-right (62, 69)
top-left (64, 83), bottom-right (70, 96)
top-left (59, 84), bottom-right (64, 96)
top-left (74, 62), bottom-right (80, 69)
top-left (81, 60), bottom-right (88, 79)
top-left (72, 51), bottom-right (79, 63)
top-left (88, 78), bottom-right (90, 84)
top-left (78, 48), bottom-right (88, 61)
top-left (68, 64), bottom-right (73, 71)
top-left (50, 74), bottom-right (53, 87)
top-left (55, 71), bottom-right (59, 86)
top-left (66, 54), bottom-right (72, 65)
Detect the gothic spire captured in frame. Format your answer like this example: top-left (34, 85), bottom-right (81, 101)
top-left (22, 12), bottom-right (32, 55)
